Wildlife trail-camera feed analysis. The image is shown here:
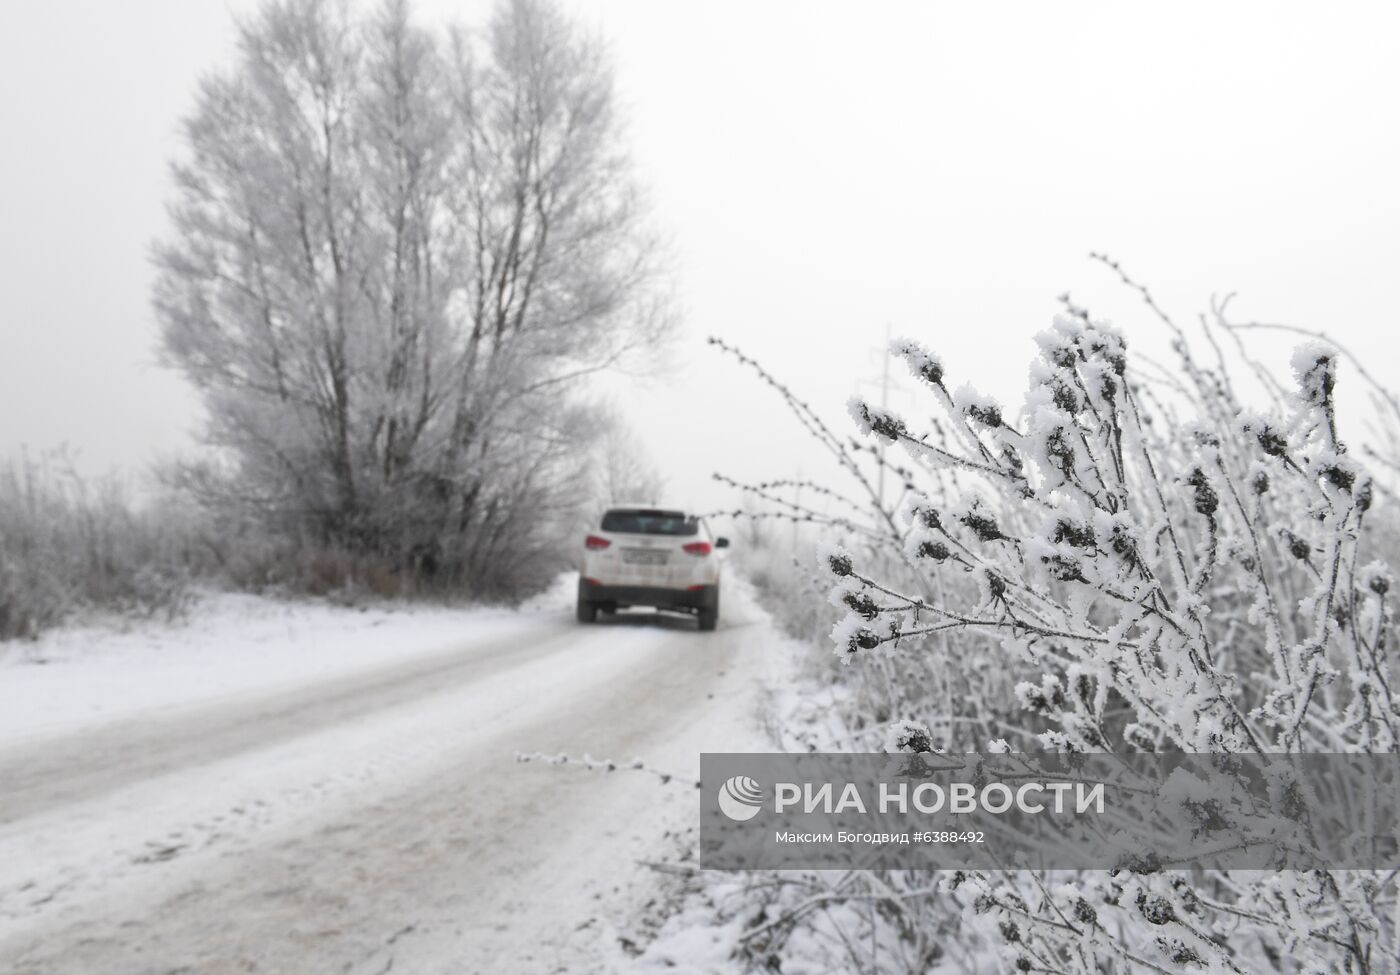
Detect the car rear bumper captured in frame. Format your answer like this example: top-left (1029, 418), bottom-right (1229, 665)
top-left (579, 579), bottom-right (718, 612)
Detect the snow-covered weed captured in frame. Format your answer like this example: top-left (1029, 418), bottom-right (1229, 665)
top-left (712, 262), bottom-right (1400, 973)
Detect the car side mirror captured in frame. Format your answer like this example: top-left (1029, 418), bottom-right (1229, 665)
top-left (715, 537), bottom-right (730, 549)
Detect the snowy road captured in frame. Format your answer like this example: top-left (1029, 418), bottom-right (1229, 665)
top-left (0, 587), bottom-right (772, 973)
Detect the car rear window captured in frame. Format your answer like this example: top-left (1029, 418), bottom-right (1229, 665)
top-left (601, 509), bottom-right (699, 536)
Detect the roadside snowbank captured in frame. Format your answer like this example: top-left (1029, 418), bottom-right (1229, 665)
top-left (519, 569), bottom-right (579, 613)
top-left (0, 590), bottom-right (554, 743)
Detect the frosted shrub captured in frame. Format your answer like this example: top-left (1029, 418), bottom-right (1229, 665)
top-left (838, 317), bottom-right (1391, 756)
top-left (714, 271), bottom-right (1400, 972)
top-left (0, 457), bottom-right (198, 640)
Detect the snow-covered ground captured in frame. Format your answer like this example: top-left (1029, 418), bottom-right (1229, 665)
top-left (0, 592), bottom-right (534, 740)
top-left (0, 576), bottom-right (785, 974)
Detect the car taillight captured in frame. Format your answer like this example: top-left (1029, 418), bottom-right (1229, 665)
top-left (683, 541), bottom-right (712, 556)
top-left (585, 535), bottom-right (611, 550)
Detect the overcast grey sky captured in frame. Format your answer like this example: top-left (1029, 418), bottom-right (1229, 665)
top-left (2, 0), bottom-right (1397, 512)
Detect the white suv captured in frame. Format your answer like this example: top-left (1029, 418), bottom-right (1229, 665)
top-left (577, 506), bottom-right (729, 631)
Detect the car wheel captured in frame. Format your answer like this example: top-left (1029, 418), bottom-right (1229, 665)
top-left (577, 599), bottom-right (597, 624)
top-left (697, 606), bottom-right (718, 632)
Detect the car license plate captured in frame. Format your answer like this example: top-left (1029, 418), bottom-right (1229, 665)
top-left (622, 548), bottom-right (668, 565)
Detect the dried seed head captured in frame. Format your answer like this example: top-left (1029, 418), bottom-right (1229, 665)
top-left (1322, 465), bottom-right (1354, 491)
top-left (1284, 532), bottom-right (1311, 562)
top-left (1135, 891), bottom-right (1176, 925)
top-left (843, 592), bottom-right (880, 620)
top-left (1186, 468), bottom-right (1218, 516)
top-left (961, 510), bottom-right (1006, 542)
top-left (917, 540), bottom-right (951, 561)
top-left (966, 403), bottom-right (1002, 426)
top-left (1053, 519), bottom-right (1097, 549)
top-left (847, 628), bottom-right (880, 653)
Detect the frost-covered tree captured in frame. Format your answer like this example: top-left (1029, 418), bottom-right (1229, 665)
top-left (590, 407), bottom-right (664, 505)
top-left (154, 0), bottom-right (667, 591)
